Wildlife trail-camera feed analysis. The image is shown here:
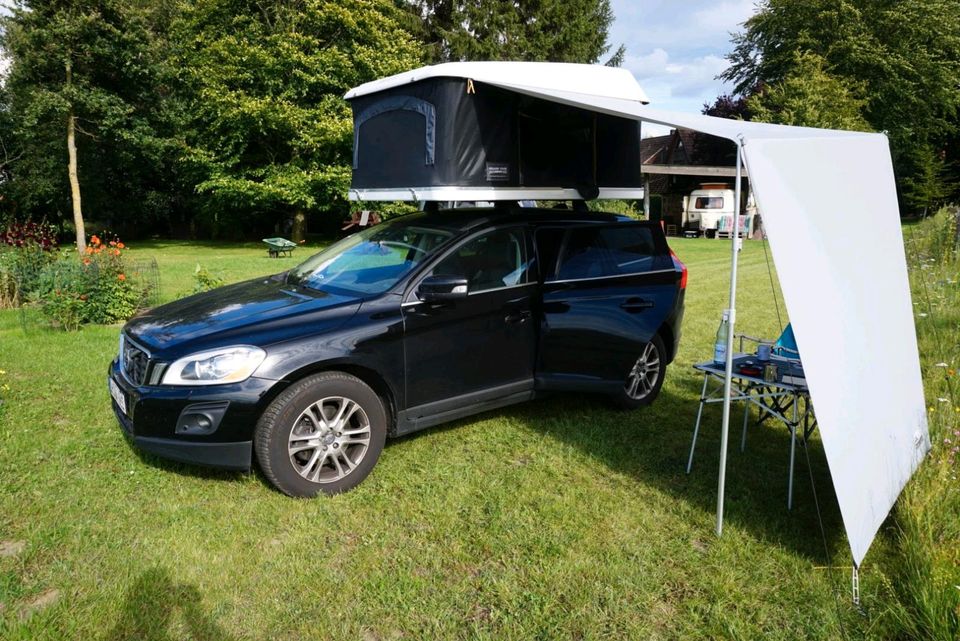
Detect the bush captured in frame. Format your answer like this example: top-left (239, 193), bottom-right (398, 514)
top-left (0, 221), bottom-right (59, 309)
top-left (1, 220), bottom-right (58, 251)
top-left (28, 234), bottom-right (149, 329)
top-left (193, 263), bottom-right (224, 293)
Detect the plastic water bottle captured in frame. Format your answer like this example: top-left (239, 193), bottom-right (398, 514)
top-left (714, 311), bottom-right (729, 366)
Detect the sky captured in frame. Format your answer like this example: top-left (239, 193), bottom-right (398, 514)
top-left (608, 0), bottom-right (759, 136)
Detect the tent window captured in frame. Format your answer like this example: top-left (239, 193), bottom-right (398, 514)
top-left (354, 96), bottom-right (436, 169)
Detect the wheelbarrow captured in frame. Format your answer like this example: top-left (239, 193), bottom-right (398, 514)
top-left (262, 237), bottom-right (297, 258)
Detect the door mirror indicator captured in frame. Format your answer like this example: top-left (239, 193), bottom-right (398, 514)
top-left (418, 275), bottom-right (469, 302)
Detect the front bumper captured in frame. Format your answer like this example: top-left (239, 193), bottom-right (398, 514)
top-left (108, 358), bottom-right (278, 471)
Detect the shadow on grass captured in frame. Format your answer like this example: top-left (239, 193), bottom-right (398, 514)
top-left (120, 367), bottom-right (844, 561)
top-left (394, 372), bottom-right (844, 562)
top-left (520, 388), bottom-right (843, 561)
top-left (104, 567), bottom-right (236, 641)
top-left (119, 435), bottom-right (254, 486)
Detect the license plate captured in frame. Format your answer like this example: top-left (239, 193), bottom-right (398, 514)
top-left (109, 378), bottom-right (127, 416)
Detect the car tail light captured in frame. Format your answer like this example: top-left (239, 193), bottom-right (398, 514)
top-left (670, 249), bottom-right (688, 289)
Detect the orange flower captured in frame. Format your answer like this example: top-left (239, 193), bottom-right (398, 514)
top-left (85, 247), bottom-right (93, 254)
top-left (112, 248), bottom-right (121, 256)
top-left (82, 258), bottom-right (91, 265)
top-left (117, 242), bottom-right (125, 249)
top-left (90, 234), bottom-right (100, 245)
top-left (117, 273), bottom-right (126, 281)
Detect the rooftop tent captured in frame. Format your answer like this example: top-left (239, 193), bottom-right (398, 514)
top-left (344, 63), bottom-right (930, 567)
top-left (345, 62), bottom-right (651, 202)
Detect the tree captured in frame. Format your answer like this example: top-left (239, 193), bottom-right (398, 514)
top-left (747, 51), bottom-right (871, 131)
top-left (0, 0), bottom-right (185, 250)
top-left (178, 0), bottom-right (421, 241)
top-left (720, 0), bottom-right (960, 213)
top-left (695, 91), bottom-right (756, 166)
top-left (403, 0), bottom-right (624, 64)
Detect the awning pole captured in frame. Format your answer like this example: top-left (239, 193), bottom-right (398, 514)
top-left (643, 176), bottom-right (651, 219)
top-left (716, 140), bottom-right (744, 536)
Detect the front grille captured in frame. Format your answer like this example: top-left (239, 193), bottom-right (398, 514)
top-left (121, 337), bottom-right (150, 386)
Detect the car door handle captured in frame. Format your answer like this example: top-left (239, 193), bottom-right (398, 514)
top-left (505, 310), bottom-right (532, 324)
top-left (620, 298), bottom-right (654, 312)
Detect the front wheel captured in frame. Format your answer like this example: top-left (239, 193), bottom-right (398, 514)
top-left (614, 334), bottom-right (667, 409)
top-left (254, 372), bottom-right (387, 497)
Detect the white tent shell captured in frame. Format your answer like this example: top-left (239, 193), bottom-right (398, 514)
top-left (346, 62), bottom-right (930, 566)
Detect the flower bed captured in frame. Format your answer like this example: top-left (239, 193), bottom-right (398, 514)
top-left (1, 224), bottom-right (155, 329)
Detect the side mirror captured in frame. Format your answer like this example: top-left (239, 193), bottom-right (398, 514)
top-left (418, 275), bottom-right (469, 302)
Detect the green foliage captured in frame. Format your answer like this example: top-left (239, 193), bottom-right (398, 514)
top-left (899, 146), bottom-right (956, 217)
top-left (178, 0), bottom-right (422, 235)
top-left (891, 207), bottom-right (960, 641)
top-left (748, 51), bottom-right (871, 131)
top-left (722, 0), bottom-right (960, 214)
top-left (0, 1), bottom-right (188, 235)
top-left (587, 199), bottom-right (642, 218)
top-left (404, 0), bottom-right (623, 64)
top-left (24, 235), bottom-right (147, 328)
top-left (31, 257), bottom-right (90, 330)
top-left (0, 243), bottom-right (57, 308)
top-left (192, 262), bottom-right (224, 294)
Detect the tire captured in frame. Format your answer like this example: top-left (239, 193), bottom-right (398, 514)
top-left (614, 334), bottom-right (667, 409)
top-left (254, 371), bottom-right (387, 497)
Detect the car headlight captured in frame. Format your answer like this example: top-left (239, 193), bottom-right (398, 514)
top-left (162, 346), bottom-right (266, 386)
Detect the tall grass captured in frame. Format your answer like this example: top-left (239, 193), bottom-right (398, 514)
top-left (883, 207), bottom-right (960, 640)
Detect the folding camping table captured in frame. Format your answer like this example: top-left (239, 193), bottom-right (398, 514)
top-left (686, 354), bottom-right (817, 509)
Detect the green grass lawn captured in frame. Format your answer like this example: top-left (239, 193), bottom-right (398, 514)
top-left (0, 230), bottom-right (953, 639)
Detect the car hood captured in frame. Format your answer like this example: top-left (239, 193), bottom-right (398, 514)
top-left (124, 276), bottom-right (361, 356)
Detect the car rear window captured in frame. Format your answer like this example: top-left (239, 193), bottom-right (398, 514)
top-left (553, 225), bottom-right (669, 281)
top-left (694, 197), bottom-right (724, 209)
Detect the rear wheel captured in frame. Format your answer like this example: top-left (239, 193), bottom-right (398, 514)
top-left (615, 334), bottom-right (667, 409)
top-left (254, 372), bottom-right (387, 496)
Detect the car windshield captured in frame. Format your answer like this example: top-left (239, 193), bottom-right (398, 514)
top-left (287, 221), bottom-right (453, 296)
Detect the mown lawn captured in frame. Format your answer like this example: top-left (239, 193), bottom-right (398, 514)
top-left (0, 230), bottom-right (951, 639)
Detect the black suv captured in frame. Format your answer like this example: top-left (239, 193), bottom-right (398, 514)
top-left (109, 209), bottom-right (686, 496)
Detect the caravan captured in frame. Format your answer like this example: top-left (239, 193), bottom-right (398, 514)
top-left (682, 183), bottom-right (756, 238)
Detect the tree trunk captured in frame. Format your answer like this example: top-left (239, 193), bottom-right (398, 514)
top-left (291, 210), bottom-right (307, 243)
top-left (66, 61), bottom-right (85, 254)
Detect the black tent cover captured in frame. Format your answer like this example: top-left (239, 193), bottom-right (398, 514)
top-left (348, 77), bottom-right (644, 201)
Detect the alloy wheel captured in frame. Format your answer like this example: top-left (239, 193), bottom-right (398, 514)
top-left (625, 342), bottom-right (661, 400)
top-left (287, 396), bottom-right (371, 483)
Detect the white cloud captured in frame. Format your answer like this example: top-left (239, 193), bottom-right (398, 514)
top-left (624, 50), bottom-right (731, 104)
top-left (609, 0), bottom-right (758, 113)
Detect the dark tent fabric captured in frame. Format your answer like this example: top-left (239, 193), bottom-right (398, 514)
top-left (348, 78), bottom-right (643, 198)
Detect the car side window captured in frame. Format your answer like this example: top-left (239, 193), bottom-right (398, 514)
top-left (554, 226), bottom-right (666, 281)
top-left (432, 228), bottom-right (529, 292)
